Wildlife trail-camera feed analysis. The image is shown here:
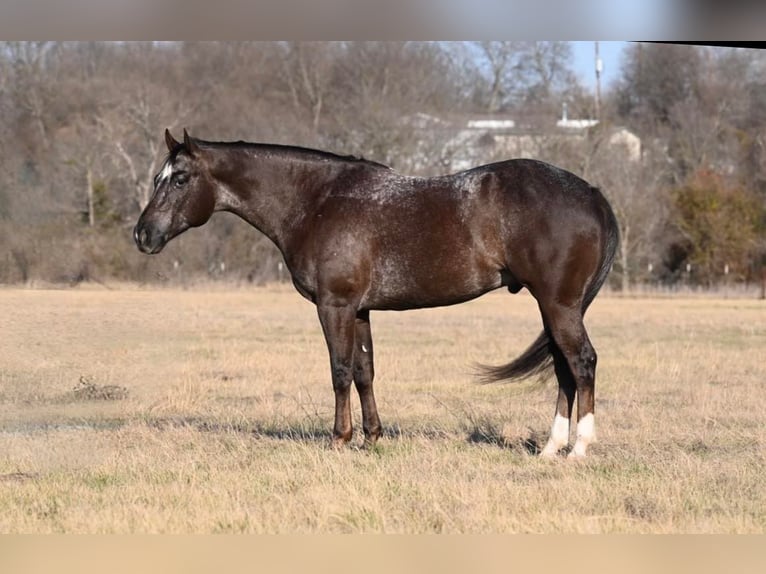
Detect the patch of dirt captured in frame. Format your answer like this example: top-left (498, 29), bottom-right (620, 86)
top-left (0, 471), bottom-right (39, 483)
top-left (68, 376), bottom-right (129, 401)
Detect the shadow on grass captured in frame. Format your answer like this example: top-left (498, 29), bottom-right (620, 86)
top-left (465, 425), bottom-right (542, 455)
top-left (144, 416), bottom-right (335, 443)
top-left (0, 418), bottom-right (128, 434)
top-left (148, 417), bottom-right (475, 445)
top-left (0, 414), bottom-right (542, 455)
top-left (147, 416), bottom-right (535, 450)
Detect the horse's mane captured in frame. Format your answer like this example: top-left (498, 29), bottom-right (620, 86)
top-left (191, 138), bottom-right (391, 170)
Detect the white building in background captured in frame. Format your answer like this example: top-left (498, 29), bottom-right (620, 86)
top-left (605, 127), bottom-right (642, 161)
top-left (555, 102), bottom-right (599, 129)
top-left (466, 118), bottom-right (516, 130)
top-left (403, 111), bottom-right (642, 173)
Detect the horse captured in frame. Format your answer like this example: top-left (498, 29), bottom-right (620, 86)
top-left (134, 129), bottom-right (619, 458)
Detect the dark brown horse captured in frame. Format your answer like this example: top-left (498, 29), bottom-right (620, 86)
top-left (134, 129), bottom-right (619, 458)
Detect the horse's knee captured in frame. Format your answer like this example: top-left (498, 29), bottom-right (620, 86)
top-left (331, 361), bottom-right (354, 392)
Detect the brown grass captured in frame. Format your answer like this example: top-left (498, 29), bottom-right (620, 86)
top-left (0, 285), bottom-right (764, 533)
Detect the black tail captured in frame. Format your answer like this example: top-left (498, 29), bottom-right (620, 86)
top-left (477, 329), bottom-right (555, 383)
top-left (478, 188), bottom-right (620, 384)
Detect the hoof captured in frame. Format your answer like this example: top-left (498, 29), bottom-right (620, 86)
top-left (539, 436), bottom-right (567, 459)
top-left (566, 449), bottom-right (588, 460)
top-left (361, 437), bottom-right (380, 450)
top-left (331, 436), bottom-right (351, 449)
top-left (539, 448), bottom-right (562, 459)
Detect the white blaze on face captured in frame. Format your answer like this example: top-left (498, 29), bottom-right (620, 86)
top-left (569, 413), bottom-right (595, 458)
top-left (540, 413), bottom-right (569, 458)
top-left (158, 161), bottom-right (174, 186)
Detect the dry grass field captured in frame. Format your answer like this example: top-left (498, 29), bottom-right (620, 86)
top-left (0, 285), bottom-right (764, 533)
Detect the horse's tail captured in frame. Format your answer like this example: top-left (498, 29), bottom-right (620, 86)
top-left (582, 187), bottom-right (620, 315)
top-left (478, 187), bottom-right (619, 384)
top-left (477, 330), bottom-right (554, 383)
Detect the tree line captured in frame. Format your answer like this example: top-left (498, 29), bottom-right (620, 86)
top-left (0, 41), bottom-right (764, 291)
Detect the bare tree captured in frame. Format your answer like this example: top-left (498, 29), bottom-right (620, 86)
top-left (518, 41), bottom-right (576, 104)
top-left (280, 42), bottom-right (339, 135)
top-left (2, 42), bottom-right (60, 153)
top-left (615, 42), bottom-right (702, 133)
top-left (579, 127), bottom-right (670, 291)
top-left (469, 41), bottom-right (577, 117)
top-left (473, 41), bottom-right (521, 112)
top-left (666, 98), bottom-right (737, 185)
top-left (97, 83), bottom-right (192, 211)
top-left (55, 117), bottom-right (112, 227)
top-left (323, 42), bottom-right (466, 173)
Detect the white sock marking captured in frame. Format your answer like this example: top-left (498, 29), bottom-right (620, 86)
top-left (570, 413), bottom-right (595, 458)
top-left (541, 413), bottom-right (569, 457)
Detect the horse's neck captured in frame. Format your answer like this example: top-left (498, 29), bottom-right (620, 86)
top-left (213, 151), bottom-right (334, 250)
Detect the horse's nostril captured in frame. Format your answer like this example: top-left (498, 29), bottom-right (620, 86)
top-left (134, 224), bottom-right (149, 249)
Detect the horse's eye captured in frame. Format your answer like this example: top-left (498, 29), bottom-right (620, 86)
top-left (174, 174), bottom-right (189, 187)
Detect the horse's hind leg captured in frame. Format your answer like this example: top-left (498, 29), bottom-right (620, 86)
top-left (539, 303), bottom-right (597, 458)
top-left (540, 345), bottom-right (576, 457)
top-left (353, 310), bottom-right (382, 447)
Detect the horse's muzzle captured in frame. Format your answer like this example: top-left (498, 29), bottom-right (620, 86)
top-left (133, 222), bottom-right (166, 254)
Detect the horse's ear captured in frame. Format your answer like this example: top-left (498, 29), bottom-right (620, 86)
top-left (165, 129), bottom-right (180, 152)
top-left (183, 128), bottom-right (200, 156)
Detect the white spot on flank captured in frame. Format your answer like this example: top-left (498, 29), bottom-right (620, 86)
top-left (361, 344), bottom-right (368, 353)
top-left (541, 413), bottom-right (569, 458)
top-left (569, 413), bottom-right (595, 458)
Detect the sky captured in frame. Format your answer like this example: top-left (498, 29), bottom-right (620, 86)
top-left (439, 1), bottom-right (680, 41)
top-left (3, 2), bottom-right (763, 41)
top-left (570, 41), bottom-right (630, 90)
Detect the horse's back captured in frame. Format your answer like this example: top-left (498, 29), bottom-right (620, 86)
top-left (459, 158), bottom-right (596, 204)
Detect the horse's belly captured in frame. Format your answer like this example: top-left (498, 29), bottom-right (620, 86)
top-left (364, 257), bottom-right (501, 310)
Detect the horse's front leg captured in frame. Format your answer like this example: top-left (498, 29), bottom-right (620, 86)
top-left (317, 302), bottom-right (358, 447)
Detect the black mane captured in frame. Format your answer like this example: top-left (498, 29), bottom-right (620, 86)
top-left (193, 138), bottom-right (391, 170)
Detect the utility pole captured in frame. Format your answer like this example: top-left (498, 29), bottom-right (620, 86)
top-left (595, 41), bottom-right (602, 120)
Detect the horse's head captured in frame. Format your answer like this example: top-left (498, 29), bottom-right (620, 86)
top-left (133, 129), bottom-right (216, 254)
